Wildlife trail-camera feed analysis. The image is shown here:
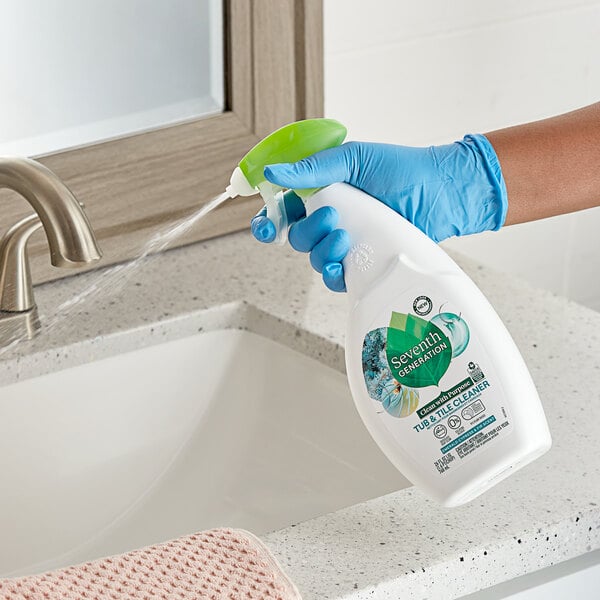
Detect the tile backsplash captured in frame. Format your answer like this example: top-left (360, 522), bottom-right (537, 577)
top-left (323, 0), bottom-right (600, 311)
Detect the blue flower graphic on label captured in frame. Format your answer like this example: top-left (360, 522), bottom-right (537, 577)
top-left (362, 327), bottom-right (420, 418)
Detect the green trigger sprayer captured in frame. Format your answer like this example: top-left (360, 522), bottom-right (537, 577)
top-left (223, 118), bottom-right (551, 507)
top-left (225, 119), bottom-right (347, 244)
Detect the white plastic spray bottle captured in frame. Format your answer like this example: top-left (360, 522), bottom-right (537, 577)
top-left (225, 119), bottom-right (551, 506)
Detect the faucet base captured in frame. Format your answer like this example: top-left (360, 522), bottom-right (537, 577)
top-left (0, 308), bottom-right (40, 347)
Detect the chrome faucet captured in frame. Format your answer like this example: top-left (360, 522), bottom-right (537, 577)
top-left (0, 157), bottom-right (102, 345)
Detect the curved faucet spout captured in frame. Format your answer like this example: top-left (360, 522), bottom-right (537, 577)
top-left (0, 157), bottom-right (102, 267)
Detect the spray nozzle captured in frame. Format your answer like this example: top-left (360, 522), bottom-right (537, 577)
top-left (226, 118), bottom-right (347, 244)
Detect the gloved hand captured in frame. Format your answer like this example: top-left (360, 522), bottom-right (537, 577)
top-left (251, 134), bottom-right (508, 292)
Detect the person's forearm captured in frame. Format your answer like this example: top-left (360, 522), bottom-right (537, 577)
top-left (485, 102), bottom-right (600, 226)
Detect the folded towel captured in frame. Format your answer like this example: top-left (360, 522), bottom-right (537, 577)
top-left (0, 528), bottom-right (301, 600)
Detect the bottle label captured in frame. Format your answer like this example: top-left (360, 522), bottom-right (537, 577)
top-left (361, 288), bottom-right (513, 477)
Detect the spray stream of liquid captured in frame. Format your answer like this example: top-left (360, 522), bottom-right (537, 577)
top-left (54, 191), bottom-right (231, 314)
top-left (0, 191), bottom-right (232, 356)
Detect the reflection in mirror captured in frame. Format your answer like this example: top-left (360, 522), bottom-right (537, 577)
top-left (0, 0), bottom-right (224, 157)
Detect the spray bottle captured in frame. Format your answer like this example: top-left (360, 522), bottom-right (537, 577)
top-left (225, 119), bottom-right (551, 507)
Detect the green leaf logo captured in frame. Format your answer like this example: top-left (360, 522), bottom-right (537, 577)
top-left (385, 312), bottom-right (452, 388)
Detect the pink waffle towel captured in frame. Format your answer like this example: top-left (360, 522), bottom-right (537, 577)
top-left (0, 528), bottom-right (301, 600)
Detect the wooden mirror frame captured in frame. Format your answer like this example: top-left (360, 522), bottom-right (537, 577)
top-left (0, 0), bottom-right (323, 284)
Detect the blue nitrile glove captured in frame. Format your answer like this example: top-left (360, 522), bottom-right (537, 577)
top-left (251, 134), bottom-right (508, 292)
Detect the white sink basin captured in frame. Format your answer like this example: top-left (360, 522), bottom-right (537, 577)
top-left (0, 329), bottom-right (408, 577)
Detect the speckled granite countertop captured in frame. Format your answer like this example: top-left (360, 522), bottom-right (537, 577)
top-left (1, 231), bottom-right (599, 599)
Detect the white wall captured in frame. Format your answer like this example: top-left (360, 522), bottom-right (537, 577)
top-left (323, 0), bottom-right (600, 311)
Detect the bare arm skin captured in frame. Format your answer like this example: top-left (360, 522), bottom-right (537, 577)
top-left (485, 102), bottom-right (600, 226)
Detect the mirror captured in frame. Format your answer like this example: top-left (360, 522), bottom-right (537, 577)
top-left (0, 0), bottom-right (323, 288)
top-left (0, 0), bottom-right (224, 157)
